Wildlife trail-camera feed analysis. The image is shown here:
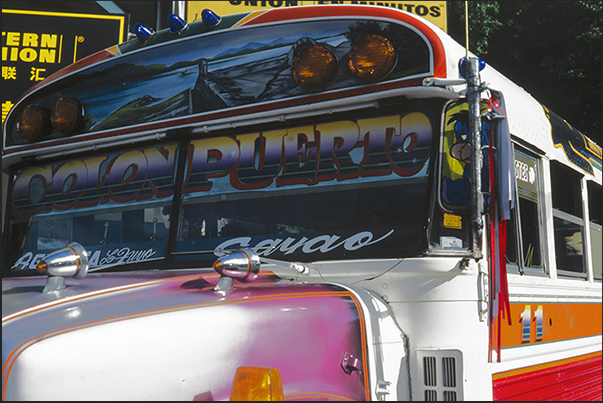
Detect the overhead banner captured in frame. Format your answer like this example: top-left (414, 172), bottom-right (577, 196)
top-left (187, 1), bottom-right (447, 32)
top-left (1, 9), bottom-right (126, 124)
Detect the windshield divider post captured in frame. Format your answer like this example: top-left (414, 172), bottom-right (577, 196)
top-left (165, 139), bottom-right (188, 264)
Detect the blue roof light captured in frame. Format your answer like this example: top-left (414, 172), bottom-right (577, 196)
top-left (202, 9), bottom-right (221, 29)
top-left (459, 57), bottom-right (486, 78)
top-left (168, 14), bottom-right (188, 34)
top-left (134, 23), bottom-right (154, 43)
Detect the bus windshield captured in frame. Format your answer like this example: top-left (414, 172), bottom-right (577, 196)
top-left (4, 101), bottom-right (463, 274)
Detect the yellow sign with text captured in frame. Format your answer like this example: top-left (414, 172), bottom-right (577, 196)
top-left (187, 1), bottom-right (447, 32)
top-left (2, 9), bottom-right (125, 124)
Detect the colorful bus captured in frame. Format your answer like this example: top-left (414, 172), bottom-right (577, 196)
top-left (2, 5), bottom-right (601, 401)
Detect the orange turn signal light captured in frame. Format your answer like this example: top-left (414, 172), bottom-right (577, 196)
top-left (230, 366), bottom-right (284, 401)
top-left (348, 35), bottom-right (396, 81)
top-left (51, 97), bottom-right (84, 134)
top-left (292, 45), bottom-right (337, 91)
top-left (17, 104), bottom-right (52, 141)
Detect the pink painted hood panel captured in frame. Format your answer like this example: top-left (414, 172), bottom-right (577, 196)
top-left (2, 270), bottom-right (370, 400)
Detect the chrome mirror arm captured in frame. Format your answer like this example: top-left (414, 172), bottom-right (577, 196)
top-left (259, 257), bottom-right (309, 275)
top-left (211, 248), bottom-right (309, 291)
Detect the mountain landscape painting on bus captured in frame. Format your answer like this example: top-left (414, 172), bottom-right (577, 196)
top-left (5, 19), bottom-right (431, 146)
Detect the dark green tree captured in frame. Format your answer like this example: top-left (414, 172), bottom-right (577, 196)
top-left (447, 1), bottom-right (602, 146)
top-left (447, 1), bottom-right (503, 57)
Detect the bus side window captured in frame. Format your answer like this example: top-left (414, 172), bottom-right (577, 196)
top-left (506, 148), bottom-right (544, 274)
top-left (587, 181), bottom-right (602, 281)
top-left (551, 161), bottom-right (586, 277)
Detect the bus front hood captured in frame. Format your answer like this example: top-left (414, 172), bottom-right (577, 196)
top-left (2, 270), bottom-right (373, 400)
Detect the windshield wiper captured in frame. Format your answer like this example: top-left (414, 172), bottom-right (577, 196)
top-left (87, 256), bottom-right (165, 273)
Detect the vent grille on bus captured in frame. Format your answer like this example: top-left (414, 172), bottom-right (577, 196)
top-left (417, 350), bottom-right (463, 401)
top-left (424, 356), bottom-right (437, 386)
top-left (442, 357), bottom-right (456, 387)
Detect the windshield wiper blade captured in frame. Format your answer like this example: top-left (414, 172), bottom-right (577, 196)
top-left (87, 256), bottom-right (165, 273)
top-left (170, 249), bottom-right (225, 256)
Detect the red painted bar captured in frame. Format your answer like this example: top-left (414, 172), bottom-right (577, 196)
top-left (493, 353), bottom-right (602, 401)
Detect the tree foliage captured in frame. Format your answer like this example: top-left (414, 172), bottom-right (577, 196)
top-left (447, 1), bottom-right (602, 146)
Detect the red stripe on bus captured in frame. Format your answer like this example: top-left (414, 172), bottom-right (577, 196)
top-left (492, 352), bottom-right (602, 401)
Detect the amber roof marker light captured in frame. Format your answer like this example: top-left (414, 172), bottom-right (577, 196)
top-left (292, 44), bottom-right (338, 91)
top-left (348, 35), bottom-right (396, 81)
top-left (17, 104), bottom-right (52, 141)
top-left (51, 97), bottom-right (85, 135)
